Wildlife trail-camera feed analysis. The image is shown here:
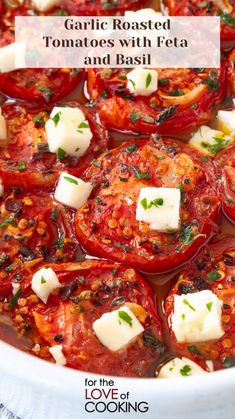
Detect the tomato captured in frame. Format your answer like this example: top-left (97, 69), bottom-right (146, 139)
top-left (0, 102), bottom-right (109, 192)
top-left (215, 143), bottom-right (235, 223)
top-left (6, 260), bottom-right (165, 377)
top-left (75, 137), bottom-right (221, 274)
top-left (0, 4), bottom-right (85, 103)
top-left (87, 66), bottom-right (227, 136)
top-left (0, 189), bottom-right (84, 298)
top-left (161, 0), bottom-right (235, 50)
top-left (164, 236), bottom-right (235, 371)
top-left (227, 49), bottom-right (235, 97)
top-left (60, 0), bottom-right (148, 15)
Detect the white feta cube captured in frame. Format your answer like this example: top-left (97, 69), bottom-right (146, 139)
top-left (54, 172), bottom-right (93, 210)
top-left (45, 106), bottom-right (93, 158)
top-left (189, 125), bottom-right (231, 156)
top-left (0, 43), bottom-right (26, 73)
top-left (127, 69), bottom-right (158, 97)
top-left (93, 306), bottom-right (144, 352)
top-left (136, 187), bottom-right (181, 232)
top-left (125, 8), bottom-right (162, 18)
top-left (49, 345), bottom-right (66, 366)
top-left (217, 110), bottom-right (235, 135)
top-left (0, 108), bottom-right (7, 141)
top-left (32, 0), bottom-right (60, 11)
top-left (158, 357), bottom-right (207, 378)
top-left (32, 267), bottom-right (61, 304)
top-left (171, 290), bottom-right (224, 343)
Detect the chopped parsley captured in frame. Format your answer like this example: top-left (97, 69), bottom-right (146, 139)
top-left (158, 78), bottom-right (169, 87)
top-left (64, 176), bottom-right (78, 185)
top-left (51, 112), bottom-right (61, 127)
top-left (131, 166), bottom-right (151, 179)
top-left (180, 364), bottom-right (192, 376)
top-left (146, 73), bottom-right (152, 88)
top-left (118, 310), bottom-right (133, 327)
top-left (140, 197), bottom-right (164, 210)
top-left (121, 143), bottom-right (138, 153)
top-left (169, 88), bottom-right (184, 96)
top-left (129, 110), bottom-right (142, 124)
top-left (129, 79), bottom-right (136, 90)
top-left (188, 345), bottom-right (202, 356)
top-left (33, 115), bottom-right (45, 126)
top-left (183, 298), bottom-right (196, 312)
top-left (207, 269), bottom-right (221, 282)
top-left (38, 87), bottom-right (53, 103)
top-left (203, 71), bottom-right (219, 92)
top-left (50, 208), bottom-right (60, 222)
top-left (220, 13), bottom-right (235, 27)
top-left (157, 106), bottom-right (176, 125)
top-left (77, 121), bottom-right (89, 133)
top-left (206, 301), bottom-right (213, 312)
top-left (180, 225), bottom-right (193, 244)
top-left (9, 288), bottom-right (22, 309)
top-left (222, 356), bottom-right (235, 368)
top-left (202, 137), bottom-right (231, 154)
top-left (58, 147), bottom-right (66, 161)
top-left (41, 276), bottom-right (46, 284)
top-left (93, 161), bottom-right (101, 168)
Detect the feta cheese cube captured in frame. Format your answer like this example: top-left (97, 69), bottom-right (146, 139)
top-left (93, 306), bottom-right (144, 352)
top-left (0, 43), bottom-right (26, 73)
top-left (127, 69), bottom-right (158, 97)
top-left (217, 110), bottom-right (235, 136)
top-left (125, 8), bottom-right (162, 18)
top-left (45, 106), bottom-right (93, 158)
top-left (171, 290), bottom-right (224, 343)
top-left (136, 187), bottom-right (181, 232)
top-left (32, 0), bottom-right (60, 12)
top-left (54, 172), bottom-right (93, 210)
top-left (189, 125), bottom-right (231, 156)
top-left (0, 108), bottom-right (7, 141)
top-left (158, 357), bottom-right (207, 378)
top-left (49, 345), bottom-right (66, 366)
top-left (32, 267), bottom-right (61, 304)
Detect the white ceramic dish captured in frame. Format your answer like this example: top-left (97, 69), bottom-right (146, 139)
top-left (0, 339), bottom-right (234, 419)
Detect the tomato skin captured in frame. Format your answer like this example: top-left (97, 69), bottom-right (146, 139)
top-left (164, 236), bottom-right (235, 371)
top-left (0, 190), bottom-right (84, 298)
top-left (161, 0), bottom-right (235, 50)
top-left (60, 0), bottom-right (147, 15)
top-left (0, 69), bottom-right (85, 104)
top-left (0, 102), bottom-right (109, 192)
top-left (227, 49), bottom-right (235, 98)
top-left (0, 4), bottom-right (85, 103)
top-left (75, 137), bottom-right (221, 274)
top-left (9, 260), bottom-right (165, 377)
top-left (215, 144), bottom-right (235, 224)
top-left (88, 65), bottom-right (227, 136)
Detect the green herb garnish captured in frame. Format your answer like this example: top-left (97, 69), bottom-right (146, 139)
top-left (129, 110), bottom-right (142, 124)
top-left (206, 301), bottom-right (213, 312)
top-left (183, 298), bottom-right (196, 312)
top-left (180, 225), bottom-right (193, 244)
top-left (64, 176), bottom-right (78, 185)
top-left (58, 148), bottom-right (66, 161)
top-left (39, 87), bottom-right (53, 103)
top-left (180, 364), bottom-right (192, 376)
top-left (146, 73), bottom-right (152, 88)
top-left (118, 310), bottom-right (133, 327)
top-left (207, 269), bottom-right (221, 282)
top-left (41, 276), bottom-right (46, 284)
top-left (51, 112), bottom-right (61, 127)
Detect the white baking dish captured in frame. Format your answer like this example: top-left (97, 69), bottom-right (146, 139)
top-left (0, 339), bottom-right (234, 419)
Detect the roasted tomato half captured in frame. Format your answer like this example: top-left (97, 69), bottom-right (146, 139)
top-left (215, 143), bottom-right (235, 223)
top-left (161, 0), bottom-right (235, 50)
top-left (59, 0), bottom-right (148, 15)
top-left (4, 260), bottom-right (166, 377)
top-left (75, 136), bottom-right (221, 273)
top-left (0, 189), bottom-right (84, 297)
top-left (0, 102), bottom-right (109, 192)
top-left (164, 236), bottom-right (235, 371)
top-left (0, 4), bottom-right (84, 103)
top-left (87, 66), bottom-right (227, 136)
top-left (227, 49), bottom-right (235, 97)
